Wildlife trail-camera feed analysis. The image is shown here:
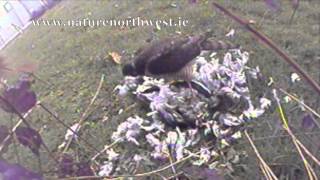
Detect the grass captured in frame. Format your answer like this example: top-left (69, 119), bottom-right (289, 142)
top-left (1, 0), bottom-right (319, 179)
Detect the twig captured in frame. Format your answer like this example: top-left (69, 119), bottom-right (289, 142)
top-left (91, 139), bottom-right (121, 162)
top-left (212, 1), bottom-right (320, 95)
top-left (247, 131), bottom-right (320, 142)
top-left (288, 128), bottom-right (316, 180)
top-left (9, 114), bottom-right (21, 164)
top-left (0, 95), bottom-right (32, 127)
top-left (245, 130), bottom-right (278, 180)
top-left (29, 72), bottom-right (54, 88)
top-left (166, 150), bottom-right (178, 178)
top-left (279, 88), bottom-right (320, 120)
top-left (39, 103), bottom-right (101, 154)
top-left (0, 101), bottom-right (59, 164)
top-left (61, 146), bottom-right (212, 180)
top-left (63, 74), bottom-right (105, 153)
top-left (166, 171), bottom-right (184, 180)
top-left (259, 162), bottom-right (271, 180)
top-left (288, 0), bottom-right (299, 25)
top-left (273, 90), bottom-right (318, 180)
top-left (288, 130), bottom-right (320, 166)
top-left (0, 103), bottom-right (34, 153)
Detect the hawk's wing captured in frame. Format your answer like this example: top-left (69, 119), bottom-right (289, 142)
top-left (133, 36), bottom-right (189, 74)
top-left (147, 36), bottom-right (203, 75)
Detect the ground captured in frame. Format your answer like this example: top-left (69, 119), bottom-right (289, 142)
top-left (1, 0), bottom-right (319, 179)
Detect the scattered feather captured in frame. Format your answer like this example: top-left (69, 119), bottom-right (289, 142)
top-left (64, 123), bottom-right (81, 141)
top-left (290, 73), bottom-right (300, 83)
top-left (225, 29), bottom-right (235, 37)
top-left (98, 162), bottom-right (114, 176)
top-left (283, 95), bottom-right (292, 103)
top-left (107, 48), bottom-right (268, 176)
top-left (260, 97), bottom-right (271, 109)
top-left (267, 77), bottom-right (274, 86)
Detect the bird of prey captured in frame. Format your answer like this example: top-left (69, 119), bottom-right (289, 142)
top-left (122, 34), bottom-right (238, 86)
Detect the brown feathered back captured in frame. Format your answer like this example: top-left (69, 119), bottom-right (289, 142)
top-left (124, 34), bottom-right (239, 80)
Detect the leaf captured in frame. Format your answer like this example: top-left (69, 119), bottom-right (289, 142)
top-left (57, 154), bottom-right (94, 178)
top-left (0, 78), bottom-right (37, 114)
top-left (301, 114), bottom-right (315, 130)
top-left (58, 154), bottom-right (74, 178)
top-left (15, 127), bottom-right (43, 156)
top-left (0, 160), bottom-right (43, 179)
top-left (108, 52), bottom-right (122, 64)
top-left (44, 0), bottom-right (57, 9)
top-left (30, 7), bottom-right (46, 21)
top-left (75, 162), bottom-right (94, 177)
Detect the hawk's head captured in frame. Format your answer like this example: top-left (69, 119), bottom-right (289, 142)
top-left (122, 64), bottom-right (138, 77)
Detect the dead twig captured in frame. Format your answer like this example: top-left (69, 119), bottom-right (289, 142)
top-left (62, 74), bottom-right (105, 153)
top-left (273, 90), bottom-right (318, 180)
top-left (245, 130), bottom-right (278, 180)
top-left (61, 146), bottom-right (214, 180)
top-left (39, 103), bottom-right (101, 154)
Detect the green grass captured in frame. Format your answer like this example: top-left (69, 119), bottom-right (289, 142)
top-left (1, 0), bottom-right (319, 179)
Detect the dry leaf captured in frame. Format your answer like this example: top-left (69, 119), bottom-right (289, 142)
top-left (108, 52), bottom-right (121, 64)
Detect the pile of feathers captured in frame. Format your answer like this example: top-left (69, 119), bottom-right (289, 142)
top-left (99, 49), bottom-right (271, 177)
